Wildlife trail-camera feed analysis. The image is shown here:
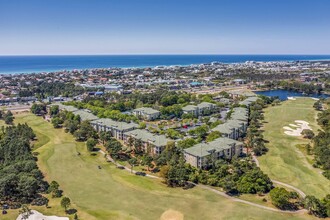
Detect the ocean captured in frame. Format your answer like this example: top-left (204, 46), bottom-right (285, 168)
top-left (0, 54), bottom-right (330, 74)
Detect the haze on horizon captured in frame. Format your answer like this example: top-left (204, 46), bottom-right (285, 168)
top-left (0, 0), bottom-right (330, 56)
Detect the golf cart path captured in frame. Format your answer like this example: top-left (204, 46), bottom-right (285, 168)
top-left (252, 155), bottom-right (306, 198)
top-left (99, 150), bottom-right (306, 214)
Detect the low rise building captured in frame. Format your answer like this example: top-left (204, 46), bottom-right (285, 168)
top-left (72, 109), bottom-right (99, 121)
top-left (197, 102), bottom-right (217, 115)
top-left (182, 102), bottom-right (216, 117)
top-left (184, 137), bottom-right (243, 168)
top-left (239, 96), bottom-right (259, 106)
top-left (132, 107), bottom-right (160, 121)
top-left (182, 105), bottom-right (198, 116)
top-left (91, 118), bottom-right (137, 140)
top-left (123, 129), bottom-right (170, 155)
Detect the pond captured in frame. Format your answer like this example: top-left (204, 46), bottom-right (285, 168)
top-left (254, 89), bottom-right (330, 101)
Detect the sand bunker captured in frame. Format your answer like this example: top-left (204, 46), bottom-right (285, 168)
top-left (287, 97), bottom-right (296, 100)
top-left (16, 210), bottom-right (69, 220)
top-left (283, 120), bottom-right (312, 136)
top-left (160, 209), bottom-right (184, 220)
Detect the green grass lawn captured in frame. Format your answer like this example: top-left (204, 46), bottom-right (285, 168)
top-left (259, 98), bottom-right (330, 198)
top-left (3, 113), bottom-right (319, 220)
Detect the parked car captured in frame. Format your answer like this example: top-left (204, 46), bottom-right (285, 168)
top-left (135, 172), bottom-right (146, 176)
top-left (116, 166), bottom-right (125, 170)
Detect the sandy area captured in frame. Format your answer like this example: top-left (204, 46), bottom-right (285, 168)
top-left (16, 210), bottom-right (69, 220)
top-left (287, 97), bottom-right (296, 100)
top-left (160, 209), bottom-right (184, 220)
top-left (283, 120), bottom-right (312, 136)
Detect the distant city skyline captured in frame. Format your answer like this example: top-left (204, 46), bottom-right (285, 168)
top-left (1, 0), bottom-right (330, 55)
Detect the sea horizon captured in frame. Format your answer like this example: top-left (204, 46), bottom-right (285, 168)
top-left (1, 54), bottom-right (330, 75)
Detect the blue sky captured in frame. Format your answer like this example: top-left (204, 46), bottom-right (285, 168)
top-left (0, 0), bottom-right (329, 55)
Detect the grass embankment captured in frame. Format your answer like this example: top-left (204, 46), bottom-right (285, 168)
top-left (259, 98), bottom-right (330, 198)
top-left (3, 113), bottom-right (319, 220)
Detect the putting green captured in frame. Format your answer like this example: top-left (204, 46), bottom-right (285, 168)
top-left (3, 113), bottom-right (319, 220)
top-left (259, 98), bottom-right (330, 198)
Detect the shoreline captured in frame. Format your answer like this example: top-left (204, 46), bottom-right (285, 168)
top-left (1, 55), bottom-right (330, 75)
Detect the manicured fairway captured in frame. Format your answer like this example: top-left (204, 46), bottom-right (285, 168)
top-left (4, 113), bottom-right (319, 220)
top-left (259, 98), bottom-right (330, 198)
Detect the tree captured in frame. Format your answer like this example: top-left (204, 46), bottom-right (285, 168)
top-left (61, 197), bottom-right (71, 212)
top-left (304, 195), bottom-right (327, 217)
top-left (49, 105), bottom-right (59, 116)
top-left (206, 131), bottom-right (222, 142)
top-left (74, 213), bottom-right (79, 220)
top-left (128, 157), bottom-right (138, 173)
top-left (31, 103), bottom-right (46, 115)
top-left (322, 194), bottom-right (330, 217)
top-left (74, 121), bottom-right (98, 141)
top-left (138, 122), bottom-right (146, 129)
top-left (48, 180), bottom-right (62, 198)
top-left (0, 125), bottom-right (47, 203)
top-left (177, 138), bottom-right (196, 149)
top-left (86, 138), bottom-right (97, 152)
top-left (269, 187), bottom-right (298, 210)
top-left (19, 205), bottom-right (32, 220)
top-left (141, 155), bottom-right (153, 171)
top-left (105, 138), bottom-right (122, 159)
top-left (301, 129), bottom-right (314, 139)
top-left (51, 117), bottom-right (63, 128)
top-left (188, 124), bottom-right (209, 139)
top-left (165, 128), bottom-right (182, 139)
top-left (4, 110), bottom-right (14, 124)
top-left (237, 169), bottom-right (273, 194)
top-left (99, 131), bottom-right (112, 144)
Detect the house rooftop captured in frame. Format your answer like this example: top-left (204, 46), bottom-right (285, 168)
top-left (239, 96), bottom-right (259, 106)
top-left (184, 137), bottom-right (243, 157)
top-left (197, 102), bottom-right (216, 108)
top-left (182, 105), bottom-right (198, 111)
top-left (93, 118), bottom-right (137, 131)
top-left (50, 103), bottom-right (78, 112)
top-left (133, 107), bottom-right (160, 115)
top-left (124, 129), bottom-right (170, 147)
top-left (73, 109), bottom-right (99, 121)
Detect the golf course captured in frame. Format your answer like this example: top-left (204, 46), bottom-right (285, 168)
top-left (3, 112), bottom-right (320, 220)
top-left (259, 98), bottom-right (330, 198)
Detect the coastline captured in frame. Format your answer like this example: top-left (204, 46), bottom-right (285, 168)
top-left (1, 54), bottom-right (330, 75)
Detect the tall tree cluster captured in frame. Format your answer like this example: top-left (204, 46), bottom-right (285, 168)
top-left (0, 124), bottom-right (48, 204)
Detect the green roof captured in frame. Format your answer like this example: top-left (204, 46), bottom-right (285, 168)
top-left (197, 102), bottom-right (216, 108)
top-left (50, 103), bottom-right (78, 112)
top-left (184, 137), bottom-right (243, 157)
top-left (212, 123), bottom-right (234, 134)
top-left (182, 105), bottom-right (198, 111)
top-left (212, 119), bottom-right (246, 134)
top-left (73, 110), bottom-right (99, 121)
top-left (93, 118), bottom-right (137, 131)
top-left (133, 107), bottom-right (160, 115)
top-left (124, 129), bottom-right (170, 147)
top-left (239, 97), bottom-right (259, 106)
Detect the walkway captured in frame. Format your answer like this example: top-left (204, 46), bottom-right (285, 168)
top-left (252, 155), bottom-right (306, 198)
top-left (99, 149), bottom-right (306, 214)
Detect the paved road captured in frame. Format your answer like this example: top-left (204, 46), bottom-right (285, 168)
top-left (99, 150), bottom-right (306, 214)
